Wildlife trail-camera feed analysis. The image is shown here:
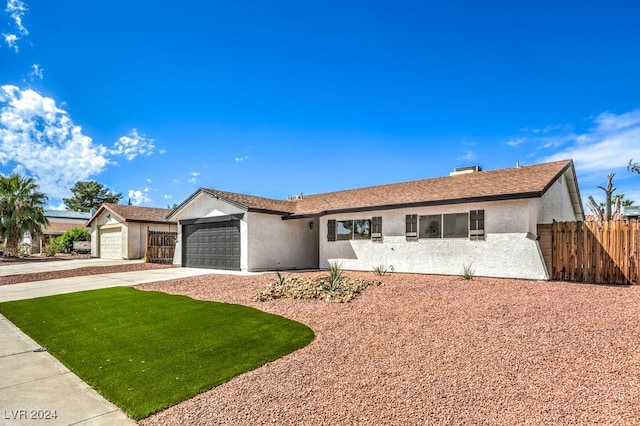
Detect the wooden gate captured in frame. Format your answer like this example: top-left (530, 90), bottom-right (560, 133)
top-left (145, 229), bottom-right (177, 264)
top-left (539, 220), bottom-right (639, 285)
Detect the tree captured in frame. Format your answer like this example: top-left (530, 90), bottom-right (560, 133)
top-left (0, 173), bottom-right (49, 257)
top-left (63, 181), bottom-right (122, 212)
top-left (597, 173), bottom-right (616, 221)
top-left (629, 159), bottom-right (640, 174)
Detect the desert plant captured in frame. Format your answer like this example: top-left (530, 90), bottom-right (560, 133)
top-left (42, 241), bottom-right (59, 257)
top-left (461, 263), bottom-right (475, 280)
top-left (325, 261), bottom-right (343, 291)
top-left (273, 271), bottom-right (290, 286)
top-left (373, 264), bottom-right (394, 276)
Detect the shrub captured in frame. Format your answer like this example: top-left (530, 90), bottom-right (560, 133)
top-left (373, 264), bottom-right (394, 276)
top-left (325, 261), bottom-right (343, 291)
top-left (461, 263), bottom-right (475, 280)
top-left (17, 242), bottom-right (32, 257)
top-left (56, 227), bottom-right (90, 254)
top-left (42, 241), bottom-right (59, 257)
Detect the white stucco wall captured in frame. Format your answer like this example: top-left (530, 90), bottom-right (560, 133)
top-left (90, 211), bottom-right (125, 258)
top-left (171, 192), bottom-right (318, 271)
top-left (171, 192), bottom-right (247, 268)
top-left (246, 213), bottom-right (318, 271)
top-left (538, 174), bottom-right (577, 224)
top-left (319, 199), bottom-right (550, 280)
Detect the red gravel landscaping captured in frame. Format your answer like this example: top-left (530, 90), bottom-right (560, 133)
top-left (136, 272), bottom-right (640, 425)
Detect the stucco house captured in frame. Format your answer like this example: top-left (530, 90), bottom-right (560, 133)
top-left (169, 159), bottom-right (583, 280)
top-left (87, 204), bottom-right (176, 259)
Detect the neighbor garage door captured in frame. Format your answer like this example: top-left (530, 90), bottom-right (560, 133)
top-left (183, 221), bottom-right (240, 270)
top-left (99, 227), bottom-right (122, 259)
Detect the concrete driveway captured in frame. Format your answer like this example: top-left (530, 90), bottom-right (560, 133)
top-left (0, 258), bottom-right (144, 277)
top-left (0, 261), bottom-right (253, 425)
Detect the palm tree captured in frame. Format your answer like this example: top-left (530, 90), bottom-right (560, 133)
top-left (0, 173), bottom-right (49, 257)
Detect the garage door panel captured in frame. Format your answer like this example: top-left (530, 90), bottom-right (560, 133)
top-left (99, 227), bottom-right (122, 259)
top-left (183, 220), bottom-right (240, 270)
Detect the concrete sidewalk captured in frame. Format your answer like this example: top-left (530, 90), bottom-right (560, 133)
top-left (0, 315), bottom-right (136, 425)
top-left (0, 266), bottom-right (261, 425)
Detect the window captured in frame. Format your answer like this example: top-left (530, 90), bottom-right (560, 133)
top-left (327, 219), bottom-right (336, 241)
top-left (406, 214), bottom-right (418, 241)
top-left (336, 219), bottom-right (371, 240)
top-left (469, 209), bottom-right (485, 240)
top-left (371, 216), bottom-right (382, 242)
top-left (419, 213), bottom-right (469, 239)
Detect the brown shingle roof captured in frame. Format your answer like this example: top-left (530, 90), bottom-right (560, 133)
top-left (88, 203), bottom-right (173, 225)
top-left (199, 160), bottom-right (575, 217)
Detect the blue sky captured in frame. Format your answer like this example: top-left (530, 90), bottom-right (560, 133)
top-left (1, 1), bottom-right (639, 211)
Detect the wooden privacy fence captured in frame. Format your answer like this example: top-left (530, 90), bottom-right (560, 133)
top-left (145, 229), bottom-right (177, 264)
top-left (541, 220), bottom-right (640, 285)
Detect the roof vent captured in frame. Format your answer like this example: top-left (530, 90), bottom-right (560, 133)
top-left (450, 165), bottom-right (482, 176)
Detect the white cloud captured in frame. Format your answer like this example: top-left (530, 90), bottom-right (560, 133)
top-left (111, 128), bottom-right (155, 160)
top-left (128, 188), bottom-right (151, 206)
top-left (0, 85), bottom-right (110, 199)
top-left (190, 172), bottom-right (200, 177)
top-left (27, 63), bottom-right (43, 81)
top-left (534, 109), bottom-right (640, 206)
top-left (162, 194), bottom-right (172, 200)
top-left (2, 0), bottom-right (28, 51)
top-left (506, 137), bottom-right (526, 147)
top-left (235, 155), bottom-right (249, 162)
top-left (457, 151), bottom-right (476, 162)
top-left (543, 110), bottom-right (640, 173)
top-left (159, 148), bottom-right (167, 155)
top-left (146, 178), bottom-right (152, 183)
top-left (188, 177), bottom-right (197, 184)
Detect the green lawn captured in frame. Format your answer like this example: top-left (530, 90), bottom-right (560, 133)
top-left (0, 287), bottom-right (314, 420)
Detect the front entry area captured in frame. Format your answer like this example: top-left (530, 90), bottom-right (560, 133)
top-left (182, 220), bottom-right (241, 270)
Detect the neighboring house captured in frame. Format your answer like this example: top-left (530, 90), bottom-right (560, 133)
top-left (87, 204), bottom-right (176, 259)
top-left (29, 210), bottom-right (91, 254)
top-left (169, 159), bottom-right (583, 280)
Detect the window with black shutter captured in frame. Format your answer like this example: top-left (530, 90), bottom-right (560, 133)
top-left (372, 216), bottom-right (382, 242)
top-left (327, 219), bottom-right (336, 241)
top-left (406, 214), bottom-right (418, 241)
top-left (469, 209), bottom-right (485, 240)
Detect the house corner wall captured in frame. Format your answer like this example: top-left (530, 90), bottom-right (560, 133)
top-left (246, 213), bottom-right (319, 271)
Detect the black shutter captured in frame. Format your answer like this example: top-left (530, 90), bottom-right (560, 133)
top-left (327, 219), bottom-right (336, 242)
top-left (406, 214), bottom-right (418, 241)
top-left (372, 216), bottom-right (382, 242)
top-left (470, 210), bottom-right (485, 240)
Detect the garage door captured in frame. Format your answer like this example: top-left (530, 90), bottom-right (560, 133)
top-left (183, 221), bottom-right (240, 270)
top-left (99, 227), bottom-right (122, 259)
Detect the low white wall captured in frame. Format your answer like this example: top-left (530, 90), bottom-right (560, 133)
top-left (247, 213), bottom-right (318, 271)
top-left (323, 234), bottom-right (547, 280)
top-left (319, 200), bottom-right (549, 280)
